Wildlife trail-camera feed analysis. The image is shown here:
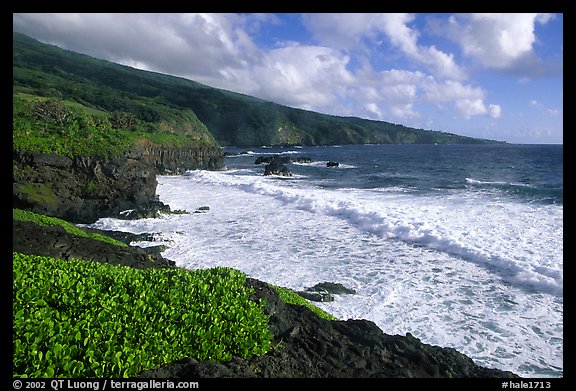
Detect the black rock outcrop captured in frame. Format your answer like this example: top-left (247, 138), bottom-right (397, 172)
top-left (141, 278), bottom-right (519, 378)
top-left (255, 154), bottom-right (313, 177)
top-left (13, 219), bottom-right (175, 269)
top-left (298, 282), bottom-right (357, 302)
top-left (13, 144), bottom-right (224, 224)
top-left (263, 156), bottom-right (292, 177)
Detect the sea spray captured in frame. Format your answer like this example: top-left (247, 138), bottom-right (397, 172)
top-left (91, 144), bottom-right (563, 377)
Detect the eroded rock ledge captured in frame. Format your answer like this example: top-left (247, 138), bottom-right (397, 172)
top-left (12, 145), bottom-right (224, 223)
top-left (141, 278), bottom-right (519, 378)
top-left (13, 218), bottom-right (519, 379)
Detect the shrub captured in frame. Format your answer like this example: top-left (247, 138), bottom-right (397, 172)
top-left (13, 253), bottom-right (273, 378)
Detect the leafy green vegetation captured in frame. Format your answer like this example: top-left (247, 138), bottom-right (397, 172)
top-left (13, 208), bottom-right (127, 247)
top-left (13, 93), bottom-right (215, 158)
top-left (12, 182), bottom-right (59, 207)
top-left (13, 253), bottom-right (273, 378)
top-left (272, 285), bottom-right (337, 321)
top-left (13, 32), bottom-right (502, 149)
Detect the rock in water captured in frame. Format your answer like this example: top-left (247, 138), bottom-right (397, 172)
top-left (264, 156), bottom-right (292, 176)
top-left (297, 281), bottom-right (357, 302)
top-left (307, 282), bottom-right (357, 294)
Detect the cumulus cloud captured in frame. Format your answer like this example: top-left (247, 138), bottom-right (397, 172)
top-left (245, 44), bottom-right (355, 112)
top-left (13, 13), bottom-right (263, 81)
top-left (13, 13), bottom-right (507, 128)
top-left (420, 79), bottom-right (502, 119)
top-left (302, 13), bottom-right (466, 81)
top-left (436, 13), bottom-right (560, 77)
top-left (488, 104), bottom-right (502, 118)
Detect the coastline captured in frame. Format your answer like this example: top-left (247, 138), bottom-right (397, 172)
top-left (12, 212), bottom-right (520, 379)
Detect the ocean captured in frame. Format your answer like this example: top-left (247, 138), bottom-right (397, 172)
top-left (87, 143), bottom-right (563, 378)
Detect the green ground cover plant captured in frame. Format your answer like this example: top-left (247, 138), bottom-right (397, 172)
top-left (272, 285), bottom-right (337, 321)
top-left (13, 208), bottom-right (127, 247)
top-left (13, 253), bottom-right (273, 378)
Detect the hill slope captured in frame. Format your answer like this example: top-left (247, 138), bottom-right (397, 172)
top-left (13, 32), bottom-right (502, 147)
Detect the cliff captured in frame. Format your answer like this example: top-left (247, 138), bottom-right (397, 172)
top-left (128, 139), bottom-right (224, 174)
top-left (13, 145), bottom-right (224, 224)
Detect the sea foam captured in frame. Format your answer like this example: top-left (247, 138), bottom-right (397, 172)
top-left (88, 167), bottom-right (563, 377)
top-left (180, 170), bottom-right (563, 297)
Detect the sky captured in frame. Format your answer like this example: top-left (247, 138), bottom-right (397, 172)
top-left (12, 13), bottom-right (564, 144)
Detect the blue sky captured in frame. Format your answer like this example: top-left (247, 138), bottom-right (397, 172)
top-left (13, 13), bottom-right (563, 144)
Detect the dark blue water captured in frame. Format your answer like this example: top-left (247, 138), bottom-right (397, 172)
top-left (224, 144), bottom-right (563, 205)
top-left (97, 142), bottom-right (563, 377)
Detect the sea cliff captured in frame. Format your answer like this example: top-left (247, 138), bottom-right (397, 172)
top-left (13, 145), bottom-right (224, 223)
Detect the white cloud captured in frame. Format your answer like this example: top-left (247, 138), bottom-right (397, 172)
top-left (439, 13), bottom-right (558, 77)
top-left (13, 13), bottom-right (264, 82)
top-left (420, 79), bottom-right (502, 119)
top-left (344, 69), bottom-right (423, 120)
top-left (247, 44), bottom-right (355, 111)
top-left (301, 13), bottom-right (382, 50)
top-left (302, 13), bottom-right (466, 81)
top-left (454, 99), bottom-right (487, 119)
top-left (378, 13), bottom-right (420, 57)
top-left (488, 104), bottom-right (502, 118)
top-left (529, 100), bottom-right (560, 116)
top-left (13, 13), bottom-right (504, 129)
top-left (365, 103), bottom-right (384, 117)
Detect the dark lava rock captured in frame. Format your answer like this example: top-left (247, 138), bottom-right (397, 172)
top-left (327, 161), bottom-right (340, 167)
top-left (263, 156), bottom-right (292, 177)
top-left (13, 146), bottom-right (224, 224)
top-left (297, 282), bottom-right (356, 302)
top-left (296, 291), bottom-right (335, 302)
top-left (307, 281), bottom-right (357, 294)
top-left (256, 155), bottom-right (313, 165)
top-left (140, 278), bottom-right (520, 378)
top-left (13, 219), bottom-right (174, 269)
top-left (194, 206), bottom-right (210, 213)
top-left (256, 155), bottom-right (313, 176)
top-left (113, 199), bottom-right (172, 220)
top-left (255, 156), bottom-right (273, 165)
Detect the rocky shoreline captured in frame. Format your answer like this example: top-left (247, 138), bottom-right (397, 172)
top-left (13, 217), bottom-right (520, 379)
top-left (142, 275), bottom-right (519, 378)
top-left (12, 147), bottom-right (521, 379)
top-left (13, 146), bottom-right (224, 224)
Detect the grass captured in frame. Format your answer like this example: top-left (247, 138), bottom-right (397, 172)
top-left (13, 208), bottom-right (127, 247)
top-left (272, 285), bottom-right (337, 321)
top-left (12, 93), bottom-right (217, 159)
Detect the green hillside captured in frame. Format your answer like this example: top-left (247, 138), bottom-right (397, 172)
top-left (13, 32), bottom-right (501, 148)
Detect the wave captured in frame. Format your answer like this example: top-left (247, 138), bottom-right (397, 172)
top-left (292, 160), bottom-right (357, 169)
top-left (181, 170), bottom-right (563, 297)
top-left (244, 150), bottom-right (301, 155)
top-left (466, 177), bottom-right (532, 187)
top-left (466, 177), bottom-right (563, 205)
